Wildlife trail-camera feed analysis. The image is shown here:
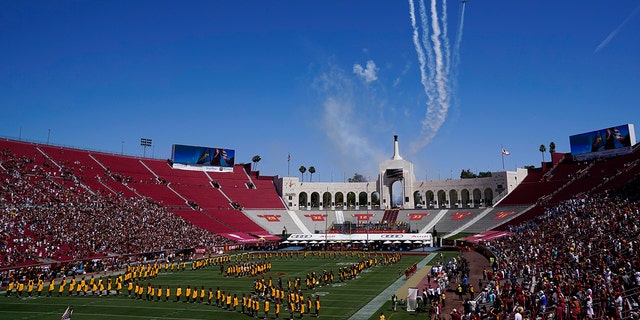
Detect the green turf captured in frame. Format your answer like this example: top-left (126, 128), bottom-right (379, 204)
top-left (444, 233), bottom-right (474, 240)
top-left (0, 251), bottom-right (453, 320)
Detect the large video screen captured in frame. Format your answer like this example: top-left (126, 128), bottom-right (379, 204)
top-left (171, 144), bottom-right (235, 171)
top-left (569, 124), bottom-right (636, 161)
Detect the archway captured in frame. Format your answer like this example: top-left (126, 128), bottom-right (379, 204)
top-left (483, 188), bottom-right (494, 206)
top-left (391, 180), bottom-right (404, 208)
top-left (371, 191), bottom-right (380, 208)
top-left (425, 190), bottom-right (435, 208)
top-left (413, 190), bottom-right (424, 208)
top-left (449, 190), bottom-right (459, 208)
top-left (322, 192), bottom-right (332, 208)
top-left (473, 188), bottom-right (482, 207)
top-left (346, 192), bottom-right (357, 208)
top-left (358, 192), bottom-right (368, 207)
top-left (298, 192), bottom-right (308, 209)
top-left (310, 192), bottom-right (320, 208)
top-left (437, 190), bottom-right (447, 208)
top-left (461, 189), bottom-right (470, 208)
top-left (335, 192), bottom-right (345, 207)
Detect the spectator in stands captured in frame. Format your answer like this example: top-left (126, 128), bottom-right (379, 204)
top-left (480, 176), bottom-right (640, 320)
top-left (0, 148), bottom-right (230, 282)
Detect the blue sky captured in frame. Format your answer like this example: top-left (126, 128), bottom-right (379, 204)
top-left (1, 0), bottom-right (639, 182)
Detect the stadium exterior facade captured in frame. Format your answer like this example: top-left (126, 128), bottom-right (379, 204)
top-left (277, 136), bottom-right (527, 211)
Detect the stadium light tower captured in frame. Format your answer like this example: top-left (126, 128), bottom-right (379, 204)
top-left (140, 138), bottom-right (152, 157)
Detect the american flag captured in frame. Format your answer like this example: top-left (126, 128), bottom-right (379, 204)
top-left (61, 306), bottom-right (73, 320)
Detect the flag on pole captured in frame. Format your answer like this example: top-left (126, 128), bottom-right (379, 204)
top-left (501, 148), bottom-right (510, 156)
top-left (61, 306), bottom-right (73, 320)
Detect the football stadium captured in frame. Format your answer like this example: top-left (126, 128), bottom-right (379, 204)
top-left (1, 123), bottom-right (639, 320)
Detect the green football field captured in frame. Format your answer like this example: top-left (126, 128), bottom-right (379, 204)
top-left (0, 251), bottom-right (449, 320)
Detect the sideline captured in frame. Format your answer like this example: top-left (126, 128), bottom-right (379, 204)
top-left (348, 253), bottom-right (437, 320)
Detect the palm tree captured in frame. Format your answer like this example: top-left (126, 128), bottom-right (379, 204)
top-left (308, 166), bottom-right (316, 182)
top-left (251, 155), bottom-right (261, 170)
top-left (539, 144), bottom-right (547, 162)
top-left (298, 166), bottom-right (306, 182)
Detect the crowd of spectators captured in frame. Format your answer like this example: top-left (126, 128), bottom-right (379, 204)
top-left (478, 175), bottom-right (640, 320)
top-left (0, 148), bottom-right (230, 271)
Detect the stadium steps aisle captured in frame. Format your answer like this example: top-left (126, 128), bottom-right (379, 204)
top-left (421, 210), bottom-right (448, 233)
top-left (287, 210), bottom-right (311, 234)
top-left (335, 211), bottom-right (345, 223)
top-left (461, 205), bottom-right (536, 234)
top-left (444, 207), bottom-right (495, 237)
top-left (348, 254), bottom-right (437, 320)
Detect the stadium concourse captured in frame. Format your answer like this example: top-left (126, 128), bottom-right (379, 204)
top-left (1, 137), bottom-right (640, 319)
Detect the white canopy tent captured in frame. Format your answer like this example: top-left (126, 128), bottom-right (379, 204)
top-left (285, 233), bottom-right (432, 245)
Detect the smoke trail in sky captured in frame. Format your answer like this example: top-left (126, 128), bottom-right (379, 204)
top-left (433, 0), bottom-right (452, 136)
top-left (314, 63), bottom-right (384, 175)
top-left (408, 0), bottom-right (466, 154)
top-left (418, 0), bottom-right (436, 90)
top-left (422, 0), bottom-right (449, 145)
top-left (594, 3), bottom-right (640, 53)
top-left (409, 0), bottom-right (440, 152)
top-left (418, 0), bottom-right (437, 132)
top-left (452, 1), bottom-right (466, 79)
top-left (441, 0), bottom-right (451, 79)
top-left (409, 0), bottom-right (436, 114)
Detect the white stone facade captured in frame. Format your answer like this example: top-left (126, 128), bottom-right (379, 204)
top-left (277, 136), bottom-right (528, 210)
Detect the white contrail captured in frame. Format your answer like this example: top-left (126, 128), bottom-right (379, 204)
top-left (435, 0), bottom-right (451, 128)
top-left (452, 1), bottom-right (466, 76)
top-left (594, 3), bottom-right (640, 53)
top-left (417, 0), bottom-right (438, 134)
top-left (441, 0), bottom-right (452, 79)
top-left (423, 0), bottom-right (450, 136)
top-left (448, 0), bottom-right (467, 122)
top-left (408, 0), bottom-right (446, 153)
top-left (409, 0), bottom-right (435, 108)
top-left (429, 0), bottom-right (444, 102)
top-left (411, 0), bottom-right (440, 152)
top-left (409, 0), bottom-right (466, 154)
top-left (418, 0), bottom-right (436, 99)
